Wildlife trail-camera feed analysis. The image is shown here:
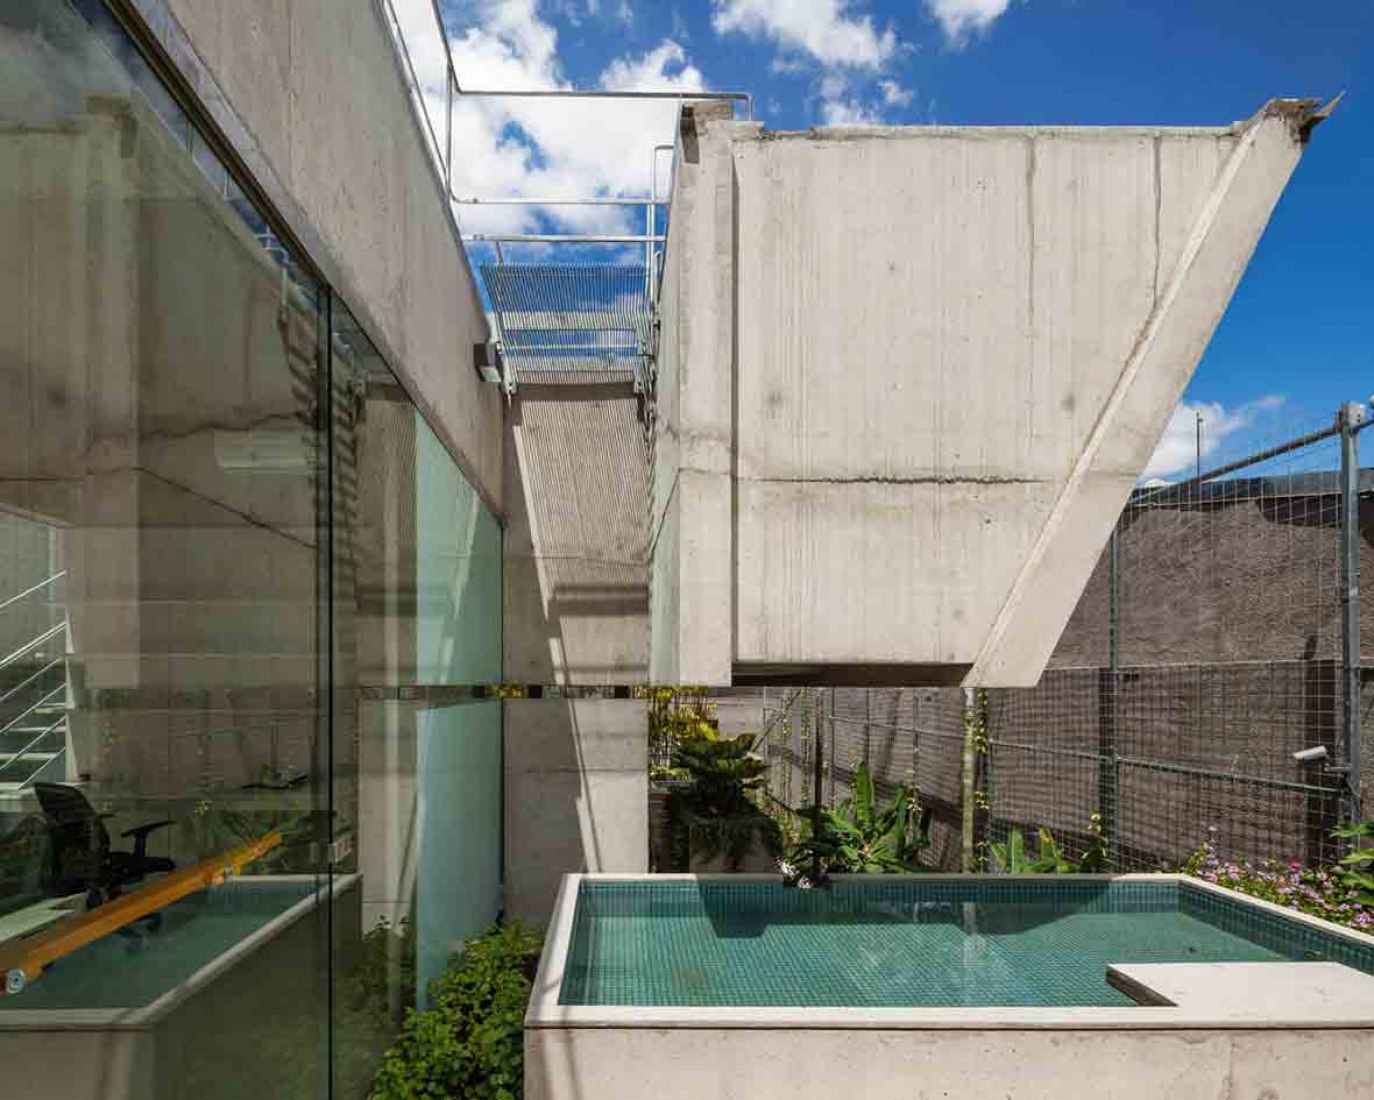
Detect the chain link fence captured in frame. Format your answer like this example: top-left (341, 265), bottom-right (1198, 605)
top-left (756, 408), bottom-right (1371, 873)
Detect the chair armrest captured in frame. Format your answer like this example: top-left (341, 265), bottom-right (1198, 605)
top-left (120, 820), bottom-right (174, 840)
top-left (120, 819), bottom-right (174, 863)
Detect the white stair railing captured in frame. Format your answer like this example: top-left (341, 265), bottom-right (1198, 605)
top-left (0, 572), bottom-right (70, 791)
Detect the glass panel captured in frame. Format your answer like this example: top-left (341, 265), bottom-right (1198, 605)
top-left (0, 3), bottom-right (328, 1097)
top-left (330, 300), bottom-right (504, 1093)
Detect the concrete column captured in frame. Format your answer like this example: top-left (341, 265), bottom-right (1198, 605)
top-left (503, 698), bottom-right (647, 926)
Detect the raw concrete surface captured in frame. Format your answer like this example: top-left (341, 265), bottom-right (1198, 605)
top-left (150, 0), bottom-right (504, 511)
top-left (527, 1025), bottom-right (1374, 1100)
top-left (652, 100), bottom-right (1321, 687)
top-left (503, 700), bottom-right (647, 925)
top-left (504, 389), bottom-right (650, 684)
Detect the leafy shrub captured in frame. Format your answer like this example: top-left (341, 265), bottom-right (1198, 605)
top-left (989, 816), bottom-right (1106, 874)
top-left (646, 686), bottom-right (718, 766)
top-left (368, 921), bottom-right (543, 1100)
top-left (346, 916), bottom-right (416, 1028)
top-left (674, 730), bottom-right (769, 818)
top-left (787, 763), bottom-right (928, 877)
top-left (669, 725), bottom-right (780, 870)
top-left (1332, 820), bottom-right (1374, 905)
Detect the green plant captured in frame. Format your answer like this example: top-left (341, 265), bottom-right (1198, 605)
top-left (180, 803), bottom-right (345, 873)
top-left (646, 686), bottom-right (718, 767)
top-left (368, 921), bottom-right (543, 1100)
top-left (346, 916), bottom-right (417, 1027)
top-left (1079, 812), bottom-right (1108, 872)
top-left (674, 731), bottom-right (768, 818)
top-left (990, 827), bottom-right (1062, 873)
top-left (669, 726), bottom-right (780, 870)
top-left (1331, 820), bottom-right (1374, 905)
top-left (989, 818), bottom-right (1109, 874)
top-left (793, 763), bottom-right (928, 876)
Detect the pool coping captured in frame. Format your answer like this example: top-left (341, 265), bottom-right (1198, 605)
top-left (0, 873), bottom-right (356, 1030)
top-left (527, 873), bottom-right (1374, 1031)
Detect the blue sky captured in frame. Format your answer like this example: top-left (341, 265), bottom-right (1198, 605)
top-left (429, 0), bottom-right (1374, 475)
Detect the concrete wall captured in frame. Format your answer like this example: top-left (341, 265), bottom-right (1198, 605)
top-left (148, 0), bottom-right (503, 512)
top-left (528, 1025), bottom-right (1374, 1100)
top-left (653, 101), bottom-right (1319, 687)
top-left (503, 699), bottom-right (647, 925)
top-left (504, 389), bottom-right (651, 685)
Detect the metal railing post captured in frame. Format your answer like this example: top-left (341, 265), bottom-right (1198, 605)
top-left (445, 69), bottom-right (454, 192)
top-left (1339, 401), bottom-right (1367, 830)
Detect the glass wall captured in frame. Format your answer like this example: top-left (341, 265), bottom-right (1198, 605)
top-left (0, 3), bottom-right (504, 1097)
top-left (330, 300), bottom-right (504, 1083)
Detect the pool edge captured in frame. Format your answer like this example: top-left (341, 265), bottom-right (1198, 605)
top-left (527, 872), bottom-right (1374, 1031)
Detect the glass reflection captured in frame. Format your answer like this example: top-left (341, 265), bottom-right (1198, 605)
top-left (0, 2), bottom-right (328, 1097)
top-left (1, 4), bottom-right (507, 1098)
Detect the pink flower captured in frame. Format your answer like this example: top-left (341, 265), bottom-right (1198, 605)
top-left (1289, 861), bottom-right (1302, 872)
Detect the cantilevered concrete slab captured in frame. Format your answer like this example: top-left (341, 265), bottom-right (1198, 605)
top-left (651, 99), bottom-right (1328, 686)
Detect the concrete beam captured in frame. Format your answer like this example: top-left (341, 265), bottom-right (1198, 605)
top-left (141, 0), bottom-right (505, 513)
top-left (652, 99), bottom-right (1321, 687)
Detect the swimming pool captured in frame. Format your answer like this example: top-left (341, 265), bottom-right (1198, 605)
top-left (559, 877), bottom-right (1374, 1008)
top-left (0, 874), bottom-right (359, 1100)
top-left (527, 874), bottom-right (1374, 1100)
top-left (0, 878), bottom-right (318, 1010)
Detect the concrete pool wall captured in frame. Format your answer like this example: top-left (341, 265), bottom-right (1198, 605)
top-left (526, 874), bottom-right (1374, 1100)
top-left (0, 873), bottom-right (358, 1100)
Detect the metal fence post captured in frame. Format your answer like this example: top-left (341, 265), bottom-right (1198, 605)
top-left (961, 687), bottom-right (976, 872)
top-left (1098, 528), bottom-right (1120, 866)
top-left (1339, 401), bottom-right (1367, 830)
top-left (811, 690), bottom-right (824, 882)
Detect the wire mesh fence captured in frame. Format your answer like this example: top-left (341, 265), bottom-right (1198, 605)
top-left (755, 408), bottom-right (1370, 874)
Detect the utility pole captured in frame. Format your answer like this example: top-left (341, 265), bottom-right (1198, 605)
top-left (1195, 412), bottom-right (1204, 481)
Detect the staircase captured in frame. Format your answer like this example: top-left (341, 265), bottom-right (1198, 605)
top-left (0, 573), bottom-right (70, 793)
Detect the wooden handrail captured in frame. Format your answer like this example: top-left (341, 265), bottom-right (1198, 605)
top-left (0, 830), bottom-right (282, 995)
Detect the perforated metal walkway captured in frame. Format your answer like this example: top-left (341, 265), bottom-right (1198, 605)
top-left (478, 264), bottom-right (653, 393)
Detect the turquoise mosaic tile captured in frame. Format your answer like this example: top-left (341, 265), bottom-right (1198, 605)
top-left (1179, 883), bottom-right (1374, 976)
top-left (559, 878), bottom-right (1369, 1008)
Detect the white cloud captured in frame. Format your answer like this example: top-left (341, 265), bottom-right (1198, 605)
top-left (816, 73), bottom-right (879, 125)
top-left (879, 79), bottom-right (913, 108)
top-left (820, 97), bottom-right (881, 125)
top-left (711, 0), bottom-right (898, 71)
top-left (1143, 396), bottom-right (1285, 481)
top-left (600, 40), bottom-right (703, 91)
top-left (393, 0), bottom-right (708, 243)
top-left (925, 0), bottom-right (1013, 44)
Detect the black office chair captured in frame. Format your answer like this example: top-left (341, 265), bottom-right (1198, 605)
top-left (33, 783), bottom-right (176, 909)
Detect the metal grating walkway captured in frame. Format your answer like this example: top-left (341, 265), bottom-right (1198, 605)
top-left (478, 264), bottom-right (653, 391)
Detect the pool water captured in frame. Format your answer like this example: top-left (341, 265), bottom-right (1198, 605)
top-left (560, 879), bottom-right (1374, 1008)
top-left (0, 878), bottom-right (317, 1010)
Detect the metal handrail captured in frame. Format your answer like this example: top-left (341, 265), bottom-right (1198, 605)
top-left (379, 0), bottom-right (445, 172)
top-left (0, 716), bottom-right (65, 778)
top-left (462, 233), bottom-right (665, 244)
top-left (0, 656), bottom-right (63, 709)
top-left (0, 623), bottom-right (66, 675)
top-left (0, 684), bottom-right (66, 740)
top-left (454, 88), bottom-right (752, 119)
top-left (0, 572), bottom-right (65, 615)
top-left (379, 0), bottom-right (747, 222)
top-left (454, 196), bottom-right (653, 206)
